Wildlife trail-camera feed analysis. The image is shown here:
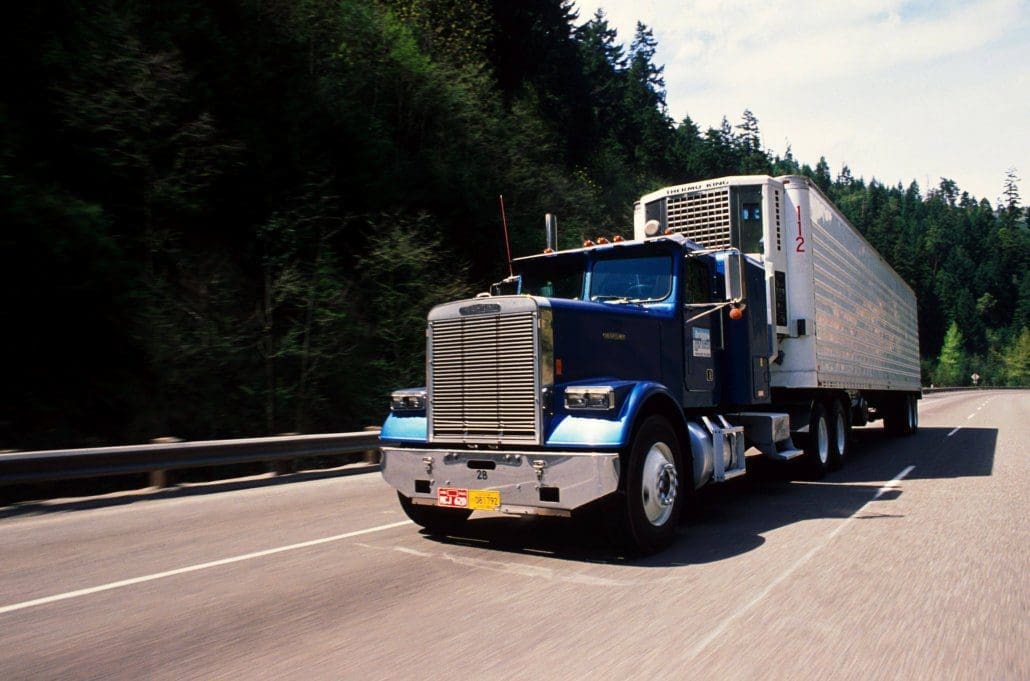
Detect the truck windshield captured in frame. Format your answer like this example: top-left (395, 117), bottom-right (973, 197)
top-left (516, 256), bottom-right (585, 299)
top-left (589, 255), bottom-right (673, 303)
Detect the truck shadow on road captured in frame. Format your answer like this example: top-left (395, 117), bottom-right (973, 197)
top-left (420, 425), bottom-right (998, 566)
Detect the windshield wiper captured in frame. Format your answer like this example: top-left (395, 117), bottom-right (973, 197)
top-left (592, 295), bottom-right (657, 305)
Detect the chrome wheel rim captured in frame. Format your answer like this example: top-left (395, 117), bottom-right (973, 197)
top-left (817, 416), bottom-right (829, 465)
top-left (641, 442), bottom-right (678, 526)
top-left (835, 411), bottom-right (846, 457)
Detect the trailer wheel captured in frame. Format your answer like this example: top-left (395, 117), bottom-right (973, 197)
top-left (884, 394), bottom-right (918, 436)
top-left (905, 394), bottom-right (919, 435)
top-left (828, 399), bottom-right (851, 470)
top-left (800, 401), bottom-right (831, 478)
top-left (610, 415), bottom-right (684, 555)
top-left (883, 399), bottom-right (902, 435)
top-left (397, 492), bottom-right (472, 535)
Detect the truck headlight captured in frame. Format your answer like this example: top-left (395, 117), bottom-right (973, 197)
top-left (390, 389), bottom-right (426, 412)
top-left (564, 387), bottom-right (615, 411)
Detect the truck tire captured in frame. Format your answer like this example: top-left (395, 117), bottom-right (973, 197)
top-left (800, 401), bottom-right (831, 478)
top-left (610, 415), bottom-right (684, 555)
top-left (883, 398), bottom-right (902, 435)
top-left (904, 394), bottom-right (919, 435)
top-left (397, 492), bottom-right (472, 535)
top-left (828, 399), bottom-right (851, 471)
top-left (884, 394), bottom-right (918, 436)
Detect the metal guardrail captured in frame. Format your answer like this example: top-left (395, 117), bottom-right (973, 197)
top-left (922, 386), bottom-right (1027, 394)
top-left (0, 431), bottom-right (381, 489)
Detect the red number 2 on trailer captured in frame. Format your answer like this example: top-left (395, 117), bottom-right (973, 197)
top-left (795, 205), bottom-right (806, 253)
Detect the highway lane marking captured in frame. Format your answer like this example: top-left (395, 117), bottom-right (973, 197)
top-left (0, 520), bottom-right (411, 616)
top-left (354, 541), bottom-right (630, 586)
top-left (682, 465), bottom-right (915, 663)
top-left (947, 428), bottom-right (961, 437)
top-left (874, 466), bottom-right (914, 498)
top-left (440, 552), bottom-right (629, 586)
top-left (391, 545), bottom-right (434, 558)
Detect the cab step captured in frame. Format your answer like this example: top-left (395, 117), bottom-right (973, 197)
top-left (702, 415), bottom-right (746, 482)
top-left (725, 412), bottom-right (803, 461)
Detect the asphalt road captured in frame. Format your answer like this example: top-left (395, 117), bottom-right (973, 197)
top-left (1, 390), bottom-right (1026, 680)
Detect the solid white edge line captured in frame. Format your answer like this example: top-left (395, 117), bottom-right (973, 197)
top-left (682, 465), bottom-right (915, 662)
top-left (0, 520), bottom-right (411, 616)
top-left (947, 427), bottom-right (961, 437)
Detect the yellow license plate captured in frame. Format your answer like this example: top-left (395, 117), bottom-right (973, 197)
top-left (468, 489), bottom-right (501, 511)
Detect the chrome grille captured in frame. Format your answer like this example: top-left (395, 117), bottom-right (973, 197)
top-left (429, 311), bottom-right (539, 443)
top-left (666, 187), bottom-right (731, 248)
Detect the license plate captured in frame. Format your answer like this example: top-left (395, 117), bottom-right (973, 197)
top-left (468, 489), bottom-right (501, 511)
top-left (437, 487), bottom-right (500, 511)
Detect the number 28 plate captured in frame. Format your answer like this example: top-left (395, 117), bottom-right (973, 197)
top-left (437, 487), bottom-right (500, 511)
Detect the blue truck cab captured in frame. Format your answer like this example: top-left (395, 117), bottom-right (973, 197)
top-left (380, 234), bottom-right (786, 554)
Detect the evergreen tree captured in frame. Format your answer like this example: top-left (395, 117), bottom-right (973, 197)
top-left (1001, 167), bottom-right (1022, 215)
top-left (628, 22), bottom-right (665, 109)
top-left (935, 322), bottom-right (967, 386)
top-left (811, 156), bottom-right (832, 193)
top-left (625, 22), bottom-right (674, 178)
top-left (1002, 327), bottom-right (1030, 386)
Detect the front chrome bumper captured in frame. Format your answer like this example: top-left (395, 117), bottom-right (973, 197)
top-left (381, 447), bottom-right (621, 516)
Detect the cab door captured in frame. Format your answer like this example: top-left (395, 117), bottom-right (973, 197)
top-left (683, 258), bottom-right (716, 407)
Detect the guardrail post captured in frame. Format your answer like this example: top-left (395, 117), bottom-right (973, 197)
top-left (362, 426), bottom-right (381, 464)
top-left (271, 459), bottom-right (296, 476)
top-left (149, 437), bottom-right (181, 488)
top-left (270, 433), bottom-right (299, 475)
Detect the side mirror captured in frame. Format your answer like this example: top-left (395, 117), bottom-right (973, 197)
top-left (720, 252), bottom-right (745, 302)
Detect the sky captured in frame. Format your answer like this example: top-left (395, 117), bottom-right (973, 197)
top-left (592, 0), bottom-right (1030, 205)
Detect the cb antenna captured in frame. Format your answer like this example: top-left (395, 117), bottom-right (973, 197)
top-left (498, 195), bottom-right (514, 277)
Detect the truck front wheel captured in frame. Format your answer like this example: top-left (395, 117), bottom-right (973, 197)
top-left (611, 415), bottom-right (685, 555)
top-left (397, 492), bottom-right (472, 535)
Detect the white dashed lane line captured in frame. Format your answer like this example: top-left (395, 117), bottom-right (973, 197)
top-left (682, 465), bottom-right (916, 662)
top-left (0, 520), bottom-right (411, 616)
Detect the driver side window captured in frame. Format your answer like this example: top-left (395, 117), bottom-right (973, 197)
top-left (683, 259), bottom-right (710, 303)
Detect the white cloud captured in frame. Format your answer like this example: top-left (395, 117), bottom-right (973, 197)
top-left (589, 0), bottom-right (1030, 202)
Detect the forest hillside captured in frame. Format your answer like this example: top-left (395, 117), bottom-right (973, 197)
top-left (1, 1), bottom-right (1026, 449)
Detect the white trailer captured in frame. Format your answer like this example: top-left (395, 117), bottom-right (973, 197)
top-left (635, 174), bottom-right (920, 444)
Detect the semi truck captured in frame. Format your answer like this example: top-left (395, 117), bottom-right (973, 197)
top-left (379, 174), bottom-right (921, 554)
